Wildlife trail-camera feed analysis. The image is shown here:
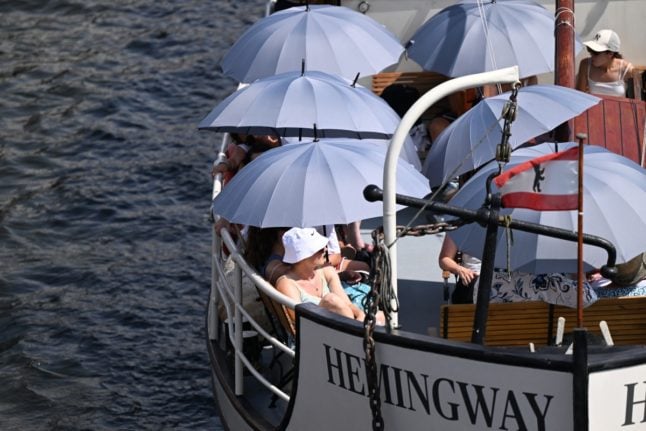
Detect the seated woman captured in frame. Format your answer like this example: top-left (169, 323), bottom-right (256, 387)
top-left (245, 227), bottom-right (290, 285)
top-left (275, 227), bottom-right (368, 323)
top-left (576, 29), bottom-right (633, 97)
top-left (246, 226), bottom-right (373, 312)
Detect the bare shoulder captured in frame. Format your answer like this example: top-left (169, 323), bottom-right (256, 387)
top-left (624, 60), bottom-right (634, 74)
top-left (321, 265), bottom-right (338, 279)
top-left (275, 274), bottom-right (298, 296)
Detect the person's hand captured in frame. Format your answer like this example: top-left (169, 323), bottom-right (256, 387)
top-left (455, 266), bottom-right (477, 284)
top-left (211, 160), bottom-right (231, 178)
top-left (339, 270), bottom-right (362, 284)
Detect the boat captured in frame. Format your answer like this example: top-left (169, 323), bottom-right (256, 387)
top-left (205, 1), bottom-right (646, 430)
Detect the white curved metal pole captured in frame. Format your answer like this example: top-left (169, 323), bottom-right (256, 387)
top-left (383, 66), bottom-right (520, 328)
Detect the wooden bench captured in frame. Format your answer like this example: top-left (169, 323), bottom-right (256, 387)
top-left (440, 296), bottom-right (646, 347)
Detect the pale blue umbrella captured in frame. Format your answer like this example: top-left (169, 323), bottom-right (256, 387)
top-left (211, 139), bottom-right (430, 227)
top-left (220, 5), bottom-right (404, 83)
top-left (199, 70), bottom-right (404, 140)
top-left (448, 142), bottom-right (646, 273)
top-left (422, 85), bottom-right (600, 187)
top-left (407, 0), bottom-right (583, 78)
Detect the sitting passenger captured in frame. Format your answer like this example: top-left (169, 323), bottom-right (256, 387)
top-left (212, 133), bottom-right (281, 182)
top-left (275, 227), bottom-right (367, 323)
top-left (245, 226), bottom-right (290, 285)
top-left (575, 29), bottom-right (633, 97)
top-left (438, 235), bottom-right (481, 304)
top-left (247, 225), bottom-right (376, 311)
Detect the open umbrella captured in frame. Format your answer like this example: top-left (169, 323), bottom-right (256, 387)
top-left (220, 5), bottom-right (404, 83)
top-left (211, 139), bottom-right (430, 227)
top-left (199, 70), bottom-right (404, 140)
top-left (447, 142), bottom-right (646, 273)
top-left (422, 85), bottom-right (600, 187)
top-left (407, 0), bottom-right (583, 78)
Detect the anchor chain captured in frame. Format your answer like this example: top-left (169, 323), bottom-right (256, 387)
top-left (362, 220), bottom-right (463, 430)
top-left (363, 239), bottom-right (387, 431)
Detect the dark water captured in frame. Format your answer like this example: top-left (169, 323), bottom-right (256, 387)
top-left (0, 0), bottom-right (266, 428)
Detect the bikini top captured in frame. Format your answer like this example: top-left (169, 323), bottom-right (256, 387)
top-left (278, 272), bottom-right (331, 306)
top-left (587, 57), bottom-right (630, 97)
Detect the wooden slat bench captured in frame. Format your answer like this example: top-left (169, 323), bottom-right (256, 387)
top-left (440, 296), bottom-right (646, 347)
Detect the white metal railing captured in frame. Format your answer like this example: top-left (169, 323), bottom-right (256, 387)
top-left (208, 150), bottom-right (298, 402)
top-left (382, 66), bottom-right (520, 328)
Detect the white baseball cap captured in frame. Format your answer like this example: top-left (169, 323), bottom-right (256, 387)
top-left (583, 29), bottom-right (620, 53)
top-left (282, 227), bottom-right (329, 264)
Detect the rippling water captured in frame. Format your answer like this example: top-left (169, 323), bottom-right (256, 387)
top-left (0, 0), bottom-right (266, 428)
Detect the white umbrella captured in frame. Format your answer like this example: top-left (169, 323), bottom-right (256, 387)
top-left (422, 85), bottom-right (600, 187)
top-left (220, 5), bottom-right (404, 83)
top-left (448, 142), bottom-right (646, 273)
top-left (211, 139), bottom-right (430, 227)
top-left (199, 70), bottom-right (405, 140)
top-left (407, 0), bottom-right (583, 78)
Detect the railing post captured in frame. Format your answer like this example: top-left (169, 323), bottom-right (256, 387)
top-left (208, 226), bottom-right (221, 341)
top-left (233, 262), bottom-right (244, 395)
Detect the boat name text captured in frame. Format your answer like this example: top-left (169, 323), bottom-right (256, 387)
top-left (324, 344), bottom-right (554, 430)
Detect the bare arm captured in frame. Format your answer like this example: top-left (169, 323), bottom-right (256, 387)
top-left (322, 267), bottom-right (365, 320)
top-left (575, 58), bottom-right (589, 92)
top-left (439, 236), bottom-right (477, 284)
top-left (275, 275), bottom-right (300, 322)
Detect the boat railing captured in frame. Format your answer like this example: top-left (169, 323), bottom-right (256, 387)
top-left (381, 66), bottom-right (521, 327)
top-left (208, 171), bottom-right (297, 401)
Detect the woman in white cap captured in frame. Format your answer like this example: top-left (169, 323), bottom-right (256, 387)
top-left (275, 227), bottom-right (367, 323)
top-left (576, 29), bottom-right (633, 97)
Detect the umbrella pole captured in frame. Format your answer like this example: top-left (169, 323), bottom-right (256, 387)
top-left (576, 134), bottom-right (587, 327)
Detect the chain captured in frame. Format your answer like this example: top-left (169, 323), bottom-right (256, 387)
top-left (363, 239), bottom-right (387, 430)
top-left (362, 220), bottom-right (463, 430)
top-left (496, 83), bottom-right (519, 165)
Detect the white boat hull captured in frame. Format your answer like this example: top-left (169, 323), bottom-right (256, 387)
top-left (209, 303), bottom-right (646, 430)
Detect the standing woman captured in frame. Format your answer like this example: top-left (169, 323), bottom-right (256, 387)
top-left (576, 29), bottom-right (633, 97)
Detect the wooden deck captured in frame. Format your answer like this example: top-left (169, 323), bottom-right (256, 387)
top-left (574, 95), bottom-right (645, 166)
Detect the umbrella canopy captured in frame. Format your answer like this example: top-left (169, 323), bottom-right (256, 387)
top-left (447, 142), bottom-right (646, 273)
top-left (407, 0), bottom-right (583, 78)
top-left (211, 139), bottom-right (430, 227)
top-left (422, 85), bottom-right (600, 187)
top-left (220, 5), bottom-right (404, 83)
top-left (199, 70), bottom-right (404, 140)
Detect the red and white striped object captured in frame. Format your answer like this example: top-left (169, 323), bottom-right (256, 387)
top-left (493, 146), bottom-right (579, 211)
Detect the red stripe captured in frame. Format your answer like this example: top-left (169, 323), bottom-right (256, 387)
top-left (500, 192), bottom-right (578, 211)
top-left (494, 146), bottom-right (579, 188)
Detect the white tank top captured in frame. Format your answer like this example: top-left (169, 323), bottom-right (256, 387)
top-left (587, 58), bottom-right (630, 97)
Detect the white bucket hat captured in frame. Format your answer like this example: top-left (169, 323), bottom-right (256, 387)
top-left (583, 29), bottom-right (620, 53)
top-left (282, 227), bottom-right (329, 264)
